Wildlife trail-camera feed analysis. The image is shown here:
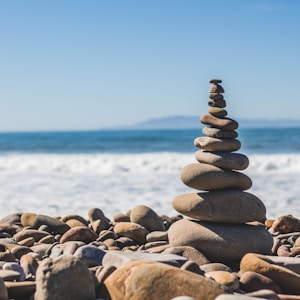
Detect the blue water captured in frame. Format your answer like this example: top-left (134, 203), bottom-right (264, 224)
top-left (0, 128), bottom-right (299, 154)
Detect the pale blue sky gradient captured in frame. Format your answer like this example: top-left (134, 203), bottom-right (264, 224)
top-left (1, 0), bottom-right (300, 131)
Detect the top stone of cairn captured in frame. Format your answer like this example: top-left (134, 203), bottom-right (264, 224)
top-left (209, 79), bottom-right (222, 84)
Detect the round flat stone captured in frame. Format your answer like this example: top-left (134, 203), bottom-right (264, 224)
top-left (114, 222), bottom-right (149, 244)
top-left (168, 219), bottom-right (273, 263)
top-left (194, 137), bottom-right (241, 152)
top-left (209, 93), bottom-right (224, 100)
top-left (200, 114), bottom-right (238, 131)
top-left (202, 127), bottom-right (238, 139)
top-left (195, 150), bottom-right (249, 170)
top-left (208, 107), bottom-right (227, 117)
top-left (181, 163), bottom-right (252, 191)
top-left (172, 190), bottom-right (266, 223)
top-left (209, 79), bottom-right (222, 84)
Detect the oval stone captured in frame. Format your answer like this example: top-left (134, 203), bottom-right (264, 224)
top-left (200, 114), bottom-right (238, 131)
top-left (194, 137), bottom-right (241, 152)
top-left (60, 226), bottom-right (98, 244)
top-left (172, 190), bottom-right (266, 223)
top-left (181, 163), bottom-right (252, 191)
top-left (202, 127), bottom-right (238, 139)
top-left (114, 222), bottom-right (149, 244)
top-left (130, 205), bottom-right (165, 232)
top-left (209, 79), bottom-right (222, 84)
top-left (104, 260), bottom-right (227, 300)
top-left (168, 219), bottom-right (273, 263)
top-left (209, 93), bottom-right (224, 100)
top-left (208, 99), bottom-right (226, 108)
top-left (208, 107), bottom-right (227, 117)
top-left (209, 84), bottom-right (224, 93)
top-left (195, 150), bottom-right (249, 170)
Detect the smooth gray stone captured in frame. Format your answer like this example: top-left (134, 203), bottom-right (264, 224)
top-left (168, 219), bottom-right (273, 263)
top-left (200, 114), bottom-right (238, 131)
top-left (202, 127), bottom-right (238, 139)
top-left (102, 250), bottom-right (187, 268)
top-left (146, 231), bottom-right (168, 242)
top-left (181, 163), bottom-right (252, 191)
top-left (209, 84), bottom-right (224, 93)
top-left (74, 245), bottom-right (106, 267)
top-left (208, 99), bottom-right (226, 108)
top-left (194, 137), bottom-right (241, 152)
top-left (195, 150), bottom-right (249, 170)
top-left (172, 190), bottom-right (266, 223)
top-left (209, 79), bottom-right (222, 84)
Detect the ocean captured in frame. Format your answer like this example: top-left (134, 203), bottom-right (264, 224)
top-left (0, 128), bottom-right (299, 220)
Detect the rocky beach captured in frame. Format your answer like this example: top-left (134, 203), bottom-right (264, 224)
top-left (1, 80), bottom-right (300, 300)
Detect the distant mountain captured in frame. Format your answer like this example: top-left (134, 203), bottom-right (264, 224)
top-left (130, 115), bottom-right (300, 129)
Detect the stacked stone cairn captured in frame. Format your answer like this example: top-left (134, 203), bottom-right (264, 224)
top-left (169, 79), bottom-right (274, 264)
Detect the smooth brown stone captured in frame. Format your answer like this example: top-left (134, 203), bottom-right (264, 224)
top-left (113, 212), bottom-right (130, 222)
top-left (240, 254), bottom-right (300, 295)
top-left (0, 270), bottom-right (21, 281)
top-left (168, 219), bottom-right (273, 263)
top-left (104, 260), bottom-right (227, 300)
top-left (208, 99), bottom-right (226, 108)
top-left (60, 226), bottom-right (98, 244)
top-left (208, 107), bottom-right (227, 117)
top-left (181, 163), bottom-right (252, 191)
top-left (194, 137), bottom-right (241, 152)
top-left (35, 215), bottom-right (70, 235)
top-left (65, 219), bottom-right (87, 228)
top-left (173, 190), bottom-right (266, 223)
top-left (130, 205), bottom-right (165, 232)
top-left (114, 222), bottom-right (149, 244)
top-left (200, 114), bottom-right (238, 131)
top-left (206, 270), bottom-right (239, 290)
top-left (60, 214), bottom-right (88, 226)
top-left (5, 281), bottom-right (35, 299)
top-left (272, 215), bottom-right (300, 234)
top-left (146, 231), bottom-right (168, 242)
top-left (195, 150), bottom-right (249, 170)
top-left (202, 127), bottom-right (238, 139)
top-left (209, 84), bottom-right (224, 93)
top-left (246, 290), bottom-right (281, 300)
top-left (20, 212), bottom-right (37, 227)
top-left (200, 263), bottom-right (232, 273)
top-left (88, 208), bottom-right (111, 234)
top-left (14, 229), bottom-right (50, 243)
top-left (163, 246), bottom-right (210, 266)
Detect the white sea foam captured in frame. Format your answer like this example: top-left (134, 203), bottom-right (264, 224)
top-left (0, 152), bottom-right (299, 220)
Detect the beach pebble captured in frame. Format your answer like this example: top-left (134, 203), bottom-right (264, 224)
top-left (195, 150), bottom-right (249, 170)
top-left (202, 127), bottom-right (238, 139)
top-left (181, 163), bottom-right (252, 191)
top-left (61, 214), bottom-right (88, 226)
top-left (208, 99), bottom-right (227, 108)
top-left (172, 190), bottom-right (266, 223)
top-left (200, 114), bottom-right (238, 131)
top-left (271, 215), bottom-right (300, 234)
top-left (209, 92), bottom-right (224, 100)
top-left (162, 246), bottom-right (210, 266)
top-left (245, 289), bottom-right (281, 300)
top-left (14, 229), bottom-right (50, 243)
top-left (35, 214), bottom-right (70, 235)
top-left (60, 226), bottom-right (98, 244)
top-left (240, 253), bottom-right (300, 295)
top-left (5, 281), bottom-right (36, 300)
top-left (34, 255), bottom-right (95, 300)
top-left (0, 269), bottom-right (21, 281)
top-left (208, 107), bottom-right (227, 117)
top-left (2, 262), bottom-right (25, 281)
top-left (209, 79), bottom-right (222, 84)
top-left (74, 245), bottom-right (106, 267)
top-left (239, 271), bottom-right (282, 293)
top-left (200, 262), bottom-right (232, 273)
top-left (194, 136), bottom-right (241, 152)
top-left (20, 213), bottom-right (37, 227)
top-left (104, 260), bottom-right (227, 300)
top-left (168, 219), bottom-right (273, 263)
top-left (20, 253), bottom-right (39, 278)
top-left (88, 208), bottom-right (111, 234)
top-left (130, 205), bottom-right (165, 232)
top-left (113, 212), bottom-right (130, 222)
top-left (114, 222), bottom-right (149, 244)
top-left (146, 230), bottom-right (168, 242)
top-left (206, 270), bottom-right (239, 290)
top-left (209, 84), bottom-right (224, 93)
top-left (0, 277), bottom-right (8, 300)
top-left (102, 250), bottom-right (187, 268)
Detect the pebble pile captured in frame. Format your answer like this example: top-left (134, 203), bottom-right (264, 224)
top-left (1, 80), bottom-right (300, 299)
top-left (169, 79), bottom-right (273, 263)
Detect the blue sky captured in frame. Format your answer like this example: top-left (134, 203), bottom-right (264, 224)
top-left (1, 0), bottom-right (300, 131)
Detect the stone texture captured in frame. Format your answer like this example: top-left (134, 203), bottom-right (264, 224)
top-left (146, 230), bottom-right (168, 242)
top-left (202, 127), bottom-right (238, 139)
top-left (195, 150), bottom-right (249, 170)
top-left (208, 99), bottom-right (227, 108)
top-left (168, 219), bottom-right (273, 263)
top-left (172, 190), bottom-right (266, 223)
top-left (271, 215), bottom-right (300, 234)
top-left (200, 114), bottom-right (238, 131)
top-left (181, 163), bottom-right (252, 191)
top-left (200, 263), bottom-right (232, 273)
top-left (35, 215), bottom-right (70, 235)
top-left (209, 84), bottom-right (224, 94)
top-left (206, 270), bottom-right (239, 290)
top-left (114, 222), bottom-right (149, 243)
top-left (194, 137), bottom-right (241, 152)
top-left (104, 260), bottom-right (227, 300)
top-left (130, 205), bottom-right (165, 232)
top-left (34, 255), bottom-right (95, 300)
top-left (209, 93), bottom-right (224, 100)
top-left (74, 245), bottom-right (106, 267)
top-left (208, 107), bottom-right (227, 117)
top-left (60, 226), bottom-right (98, 244)
top-left (5, 281), bottom-right (35, 300)
top-left (240, 253), bottom-right (300, 295)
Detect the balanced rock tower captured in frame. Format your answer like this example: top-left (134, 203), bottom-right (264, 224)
top-left (168, 79), bottom-right (273, 264)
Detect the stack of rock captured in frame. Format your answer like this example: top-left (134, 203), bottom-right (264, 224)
top-left (168, 79), bottom-right (273, 264)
